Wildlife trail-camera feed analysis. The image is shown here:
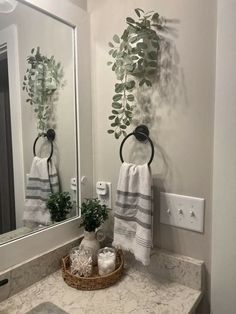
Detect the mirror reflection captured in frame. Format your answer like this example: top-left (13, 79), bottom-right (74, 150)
top-left (0, 0), bottom-right (78, 244)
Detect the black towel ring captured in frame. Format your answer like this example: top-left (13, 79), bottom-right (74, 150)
top-left (119, 125), bottom-right (154, 166)
top-left (33, 129), bottom-right (55, 162)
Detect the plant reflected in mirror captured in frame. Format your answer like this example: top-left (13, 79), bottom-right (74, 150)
top-left (47, 192), bottom-right (73, 223)
top-left (22, 47), bottom-right (65, 133)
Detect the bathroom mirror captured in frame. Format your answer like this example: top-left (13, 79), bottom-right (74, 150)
top-left (0, 0), bottom-right (78, 245)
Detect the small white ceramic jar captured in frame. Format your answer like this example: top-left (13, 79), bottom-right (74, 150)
top-left (97, 247), bottom-right (116, 276)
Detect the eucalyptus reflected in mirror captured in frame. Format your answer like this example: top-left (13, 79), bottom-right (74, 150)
top-left (0, 0), bottom-right (78, 245)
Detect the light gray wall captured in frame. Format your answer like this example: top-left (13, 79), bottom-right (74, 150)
top-left (211, 1), bottom-right (236, 313)
top-left (69, 0), bottom-right (87, 11)
top-left (88, 0), bottom-right (217, 310)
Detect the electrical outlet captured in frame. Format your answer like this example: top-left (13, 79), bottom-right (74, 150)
top-left (160, 192), bottom-right (205, 233)
top-left (96, 182), bottom-right (112, 209)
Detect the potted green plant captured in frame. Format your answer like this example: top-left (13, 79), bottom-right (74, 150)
top-left (79, 198), bottom-right (109, 264)
top-left (47, 191), bottom-right (72, 223)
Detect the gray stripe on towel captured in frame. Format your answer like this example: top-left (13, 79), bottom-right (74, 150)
top-left (136, 237), bottom-right (152, 248)
top-left (27, 181), bottom-right (59, 188)
top-left (117, 190), bottom-right (151, 200)
top-left (25, 195), bottom-right (49, 202)
top-left (115, 201), bottom-right (153, 216)
top-left (136, 234), bottom-right (152, 246)
top-left (114, 228), bottom-right (136, 237)
top-left (27, 187), bottom-right (52, 192)
top-left (28, 175), bottom-right (58, 183)
top-left (114, 213), bottom-right (152, 229)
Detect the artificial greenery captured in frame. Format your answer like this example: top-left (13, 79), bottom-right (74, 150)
top-left (47, 192), bottom-right (72, 222)
top-left (107, 8), bottom-right (165, 139)
top-left (80, 198), bottom-right (109, 232)
top-left (22, 47), bottom-right (63, 133)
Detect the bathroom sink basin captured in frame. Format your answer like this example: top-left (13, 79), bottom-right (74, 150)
top-left (25, 302), bottom-right (68, 314)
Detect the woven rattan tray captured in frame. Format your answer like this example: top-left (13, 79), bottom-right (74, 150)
top-left (62, 249), bottom-right (124, 290)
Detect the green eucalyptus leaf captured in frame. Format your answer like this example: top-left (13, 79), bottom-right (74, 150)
top-left (115, 83), bottom-right (124, 93)
top-left (137, 42), bottom-right (148, 49)
top-left (115, 117), bottom-right (120, 124)
top-left (126, 17), bottom-right (135, 24)
top-left (151, 41), bottom-right (159, 48)
top-left (134, 8), bottom-right (141, 17)
top-left (117, 51), bottom-right (124, 58)
top-left (126, 64), bottom-right (134, 72)
top-left (147, 69), bottom-right (156, 75)
top-left (107, 61), bottom-right (113, 66)
top-left (112, 50), bottom-right (118, 58)
top-left (112, 110), bottom-right (119, 114)
top-left (122, 130), bottom-right (127, 137)
top-left (121, 29), bottom-right (129, 41)
top-left (138, 50), bottom-right (144, 57)
top-left (126, 80), bottom-right (135, 90)
top-left (148, 51), bottom-right (157, 60)
top-left (108, 42), bottom-right (114, 48)
top-left (127, 94), bottom-right (134, 101)
top-left (148, 61), bottom-right (157, 67)
top-left (139, 78), bottom-right (146, 86)
top-left (113, 94), bottom-right (122, 101)
top-left (109, 115), bottom-right (116, 120)
top-left (115, 132), bottom-right (120, 139)
top-left (130, 36), bottom-right (138, 44)
top-left (113, 34), bottom-right (120, 43)
top-left (107, 129), bottom-right (114, 134)
top-left (145, 79), bottom-right (152, 87)
top-left (120, 125), bottom-right (127, 129)
top-left (111, 122), bottom-right (118, 127)
top-left (112, 102), bottom-right (122, 109)
top-left (125, 111), bottom-right (132, 118)
top-left (152, 12), bottom-right (160, 21)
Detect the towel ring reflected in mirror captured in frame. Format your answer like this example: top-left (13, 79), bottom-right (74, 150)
top-left (33, 129), bottom-right (55, 162)
top-left (119, 125), bottom-right (154, 166)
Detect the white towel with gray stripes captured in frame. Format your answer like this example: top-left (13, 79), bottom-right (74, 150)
top-left (23, 156), bottom-right (59, 225)
top-left (113, 162), bottom-right (153, 265)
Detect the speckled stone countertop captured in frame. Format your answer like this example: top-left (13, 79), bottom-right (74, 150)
top-left (0, 259), bottom-right (202, 314)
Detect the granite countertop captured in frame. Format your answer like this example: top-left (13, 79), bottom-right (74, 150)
top-left (0, 260), bottom-right (201, 314)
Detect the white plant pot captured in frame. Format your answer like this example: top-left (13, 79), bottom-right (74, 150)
top-left (79, 230), bottom-right (101, 265)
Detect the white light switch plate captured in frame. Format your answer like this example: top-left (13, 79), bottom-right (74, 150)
top-left (160, 192), bottom-right (205, 233)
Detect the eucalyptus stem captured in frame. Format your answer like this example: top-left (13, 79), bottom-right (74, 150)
top-left (107, 8), bottom-right (164, 139)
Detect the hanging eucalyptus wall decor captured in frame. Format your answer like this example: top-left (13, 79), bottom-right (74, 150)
top-left (22, 47), bottom-right (64, 133)
top-left (107, 8), bottom-right (166, 139)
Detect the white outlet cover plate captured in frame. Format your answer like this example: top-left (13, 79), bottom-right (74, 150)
top-left (160, 192), bottom-right (205, 233)
top-left (97, 182), bottom-right (112, 209)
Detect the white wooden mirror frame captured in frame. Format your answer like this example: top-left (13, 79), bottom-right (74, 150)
top-left (0, 0), bottom-right (93, 272)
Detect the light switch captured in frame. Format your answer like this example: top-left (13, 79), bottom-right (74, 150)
top-left (160, 192), bottom-right (205, 233)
